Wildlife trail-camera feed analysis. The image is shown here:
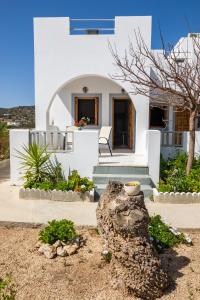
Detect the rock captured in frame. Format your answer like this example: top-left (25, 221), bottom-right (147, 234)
top-left (64, 244), bottom-right (79, 255)
top-left (57, 246), bottom-right (68, 257)
top-left (38, 243), bottom-right (51, 254)
top-left (42, 245), bottom-right (57, 259)
top-left (53, 240), bottom-right (62, 248)
top-left (96, 182), bottom-right (169, 300)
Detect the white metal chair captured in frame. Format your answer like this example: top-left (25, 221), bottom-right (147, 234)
top-left (99, 126), bottom-right (112, 156)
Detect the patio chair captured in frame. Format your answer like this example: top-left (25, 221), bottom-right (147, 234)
top-left (99, 126), bottom-right (112, 156)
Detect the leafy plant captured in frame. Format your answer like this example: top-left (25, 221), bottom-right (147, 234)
top-left (17, 143), bottom-right (65, 188)
top-left (39, 219), bottom-right (77, 245)
top-left (67, 170), bottom-right (94, 192)
top-left (0, 274), bottom-right (16, 300)
top-left (148, 215), bottom-right (187, 252)
top-left (159, 152), bottom-right (200, 192)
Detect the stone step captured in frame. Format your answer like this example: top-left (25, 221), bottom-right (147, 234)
top-left (92, 174), bottom-right (152, 185)
top-left (93, 165), bottom-right (149, 175)
top-left (94, 184), bottom-right (153, 199)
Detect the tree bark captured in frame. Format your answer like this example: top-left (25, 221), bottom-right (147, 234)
top-left (186, 109), bottom-right (196, 175)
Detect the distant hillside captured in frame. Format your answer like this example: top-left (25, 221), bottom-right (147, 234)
top-left (0, 106), bottom-right (35, 128)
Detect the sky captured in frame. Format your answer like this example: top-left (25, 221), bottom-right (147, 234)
top-left (0, 0), bottom-right (200, 108)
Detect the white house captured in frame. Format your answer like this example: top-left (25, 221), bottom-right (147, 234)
top-left (10, 17), bottom-right (200, 198)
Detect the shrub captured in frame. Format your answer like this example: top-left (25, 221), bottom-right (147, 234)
top-left (39, 219), bottom-right (77, 245)
top-left (148, 215), bottom-right (187, 252)
top-left (0, 274), bottom-right (16, 300)
top-left (67, 170), bottom-right (95, 192)
top-left (159, 152), bottom-right (200, 192)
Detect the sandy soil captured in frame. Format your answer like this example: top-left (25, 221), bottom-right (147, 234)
top-left (0, 225), bottom-right (200, 300)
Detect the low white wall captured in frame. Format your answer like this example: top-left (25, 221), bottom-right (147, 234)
top-left (146, 130), bottom-right (161, 185)
top-left (161, 131), bottom-right (200, 160)
top-left (10, 129), bottom-right (99, 185)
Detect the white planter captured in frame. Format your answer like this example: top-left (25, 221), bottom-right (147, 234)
top-left (19, 188), bottom-right (94, 202)
top-left (153, 188), bottom-right (200, 204)
top-left (124, 182), bottom-right (141, 196)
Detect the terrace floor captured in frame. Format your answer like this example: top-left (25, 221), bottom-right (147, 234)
top-left (99, 149), bottom-right (147, 166)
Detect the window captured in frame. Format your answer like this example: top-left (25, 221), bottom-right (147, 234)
top-left (150, 107), bottom-right (167, 128)
top-left (74, 97), bottom-right (99, 126)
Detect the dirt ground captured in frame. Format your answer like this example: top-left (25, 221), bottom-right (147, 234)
top-left (0, 225), bottom-right (200, 300)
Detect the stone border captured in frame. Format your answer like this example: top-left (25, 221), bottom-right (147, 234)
top-left (153, 188), bottom-right (200, 204)
top-left (19, 188), bottom-right (94, 202)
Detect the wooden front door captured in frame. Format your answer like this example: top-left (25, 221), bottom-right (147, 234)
top-left (112, 98), bottom-right (134, 149)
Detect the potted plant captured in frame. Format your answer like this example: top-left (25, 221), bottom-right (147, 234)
top-left (74, 117), bottom-right (90, 130)
top-left (124, 181), bottom-right (141, 196)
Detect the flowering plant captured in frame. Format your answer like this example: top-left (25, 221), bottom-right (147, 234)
top-left (75, 117), bottom-right (90, 128)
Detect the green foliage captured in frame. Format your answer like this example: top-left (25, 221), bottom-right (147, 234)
top-left (17, 143), bottom-right (65, 188)
top-left (0, 275), bottom-right (16, 300)
top-left (159, 152), bottom-right (200, 192)
top-left (0, 122), bottom-right (9, 160)
top-left (148, 215), bottom-right (187, 252)
top-left (39, 219), bottom-right (77, 245)
top-left (67, 170), bottom-right (94, 192)
top-left (17, 143), bottom-right (94, 192)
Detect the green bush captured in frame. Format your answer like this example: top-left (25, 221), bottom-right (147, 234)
top-left (159, 152), bottom-right (200, 192)
top-left (148, 215), bottom-right (187, 252)
top-left (0, 275), bottom-right (16, 300)
top-left (39, 219), bottom-right (77, 245)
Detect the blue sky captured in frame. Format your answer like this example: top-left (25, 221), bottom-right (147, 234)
top-left (0, 0), bottom-right (200, 108)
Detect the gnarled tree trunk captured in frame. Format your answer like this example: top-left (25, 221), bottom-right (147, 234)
top-left (186, 109), bottom-right (196, 175)
top-left (96, 182), bottom-right (169, 300)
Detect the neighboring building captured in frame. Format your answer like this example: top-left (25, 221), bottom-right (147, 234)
top-left (9, 17), bottom-right (200, 197)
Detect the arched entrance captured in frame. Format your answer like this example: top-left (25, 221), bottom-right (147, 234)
top-left (47, 75), bottom-right (135, 151)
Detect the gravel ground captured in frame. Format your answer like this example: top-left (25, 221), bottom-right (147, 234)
top-left (0, 226), bottom-right (200, 300)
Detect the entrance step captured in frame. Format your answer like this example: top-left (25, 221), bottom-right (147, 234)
top-left (92, 165), bottom-right (153, 200)
top-left (93, 174), bottom-right (151, 185)
top-left (94, 184), bottom-right (153, 199)
top-left (93, 165), bottom-right (149, 175)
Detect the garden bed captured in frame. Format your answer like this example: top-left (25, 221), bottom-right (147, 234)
top-left (153, 188), bottom-right (200, 203)
top-left (19, 187), bottom-right (94, 202)
top-left (0, 225), bottom-right (200, 300)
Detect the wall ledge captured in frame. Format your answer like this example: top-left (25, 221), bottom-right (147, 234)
top-left (19, 188), bottom-right (94, 202)
top-left (153, 188), bottom-right (200, 204)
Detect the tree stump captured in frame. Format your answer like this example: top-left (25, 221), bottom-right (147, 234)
top-left (96, 182), bottom-right (169, 299)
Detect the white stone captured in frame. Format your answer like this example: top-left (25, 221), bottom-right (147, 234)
top-left (56, 246), bottom-right (68, 257)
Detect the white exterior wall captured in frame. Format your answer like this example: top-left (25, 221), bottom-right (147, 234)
top-left (146, 130), bottom-right (161, 185)
top-left (49, 76), bottom-right (122, 130)
top-left (10, 129), bottom-right (99, 185)
top-left (34, 16), bottom-right (152, 156)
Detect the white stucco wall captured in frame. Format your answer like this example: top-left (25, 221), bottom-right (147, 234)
top-left (10, 129), bottom-right (99, 185)
top-left (34, 16), bottom-right (152, 156)
top-left (146, 130), bottom-right (161, 185)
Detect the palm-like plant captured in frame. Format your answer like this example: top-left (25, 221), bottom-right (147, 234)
top-left (16, 143), bottom-right (65, 188)
top-left (16, 143), bottom-right (52, 185)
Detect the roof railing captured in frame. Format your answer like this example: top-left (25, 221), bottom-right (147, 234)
top-left (70, 18), bottom-right (115, 35)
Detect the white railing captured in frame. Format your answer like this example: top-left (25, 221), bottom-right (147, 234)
top-left (70, 19), bottom-right (115, 35)
top-left (30, 130), bottom-right (74, 152)
top-left (161, 131), bottom-right (183, 147)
